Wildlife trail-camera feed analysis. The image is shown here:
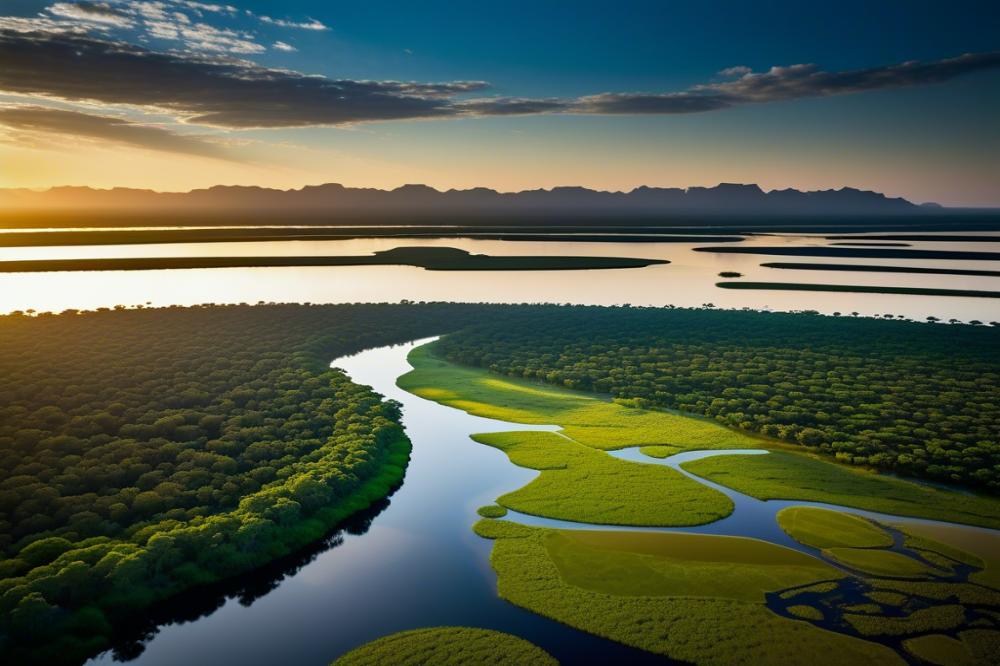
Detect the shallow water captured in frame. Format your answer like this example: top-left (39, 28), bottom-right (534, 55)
top-left (5, 233), bottom-right (1000, 320)
top-left (86, 338), bottom-right (997, 665)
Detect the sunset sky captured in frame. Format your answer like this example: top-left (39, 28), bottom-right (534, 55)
top-left (0, 1), bottom-right (998, 205)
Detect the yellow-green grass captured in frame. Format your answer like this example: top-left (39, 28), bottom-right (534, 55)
top-left (824, 548), bottom-right (944, 579)
top-left (777, 507), bottom-right (893, 549)
top-left (477, 504), bottom-right (508, 518)
top-left (865, 591), bottom-right (907, 607)
top-left (332, 627), bottom-right (557, 666)
top-left (473, 520), bottom-right (902, 665)
top-left (870, 580), bottom-right (1000, 607)
top-left (902, 634), bottom-right (974, 666)
top-left (543, 530), bottom-right (843, 603)
top-left (473, 430), bottom-right (732, 526)
top-left (398, 343), bottom-right (760, 451)
top-left (845, 605), bottom-right (967, 637)
top-left (896, 522), bottom-right (1000, 590)
top-left (958, 629), bottom-right (1000, 664)
top-left (788, 605), bottom-right (824, 621)
top-left (683, 451), bottom-right (1000, 530)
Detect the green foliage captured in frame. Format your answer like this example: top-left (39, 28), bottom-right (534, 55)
top-left (542, 530), bottom-right (842, 602)
top-left (400, 344), bottom-right (734, 525)
top-left (844, 604), bottom-right (967, 636)
top-left (474, 431), bottom-right (731, 526)
top-left (476, 505), bottom-right (507, 518)
top-left (787, 605), bottom-right (824, 620)
top-left (777, 507), bottom-right (893, 549)
top-left (434, 306), bottom-right (1000, 491)
top-left (902, 634), bottom-right (974, 666)
top-left (398, 343), bottom-right (759, 451)
top-left (479, 523), bottom-right (902, 665)
top-left (684, 452), bottom-right (1000, 529)
top-left (332, 627), bottom-right (557, 666)
top-left (0, 302), bottom-right (500, 664)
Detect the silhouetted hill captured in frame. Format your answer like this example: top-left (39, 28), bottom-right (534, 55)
top-left (0, 182), bottom-right (932, 218)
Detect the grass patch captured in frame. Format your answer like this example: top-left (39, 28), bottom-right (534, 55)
top-left (683, 451), bottom-right (1000, 529)
top-left (479, 523), bottom-right (902, 665)
top-left (333, 627), bottom-right (557, 665)
top-left (777, 507), bottom-right (893, 549)
top-left (474, 431), bottom-right (732, 526)
top-left (477, 504), bottom-right (508, 518)
top-left (896, 523), bottom-right (1000, 590)
top-left (787, 605), bottom-right (824, 621)
top-left (398, 343), bottom-right (761, 451)
top-left (544, 530), bottom-right (842, 603)
top-left (902, 634), bottom-right (974, 666)
top-left (824, 548), bottom-right (943, 578)
top-left (845, 605), bottom-right (967, 637)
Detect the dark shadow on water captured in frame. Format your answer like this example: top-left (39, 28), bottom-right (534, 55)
top-left (102, 495), bottom-right (394, 663)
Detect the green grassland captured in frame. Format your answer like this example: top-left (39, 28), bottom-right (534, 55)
top-left (398, 343), bottom-right (759, 451)
top-left (332, 626), bottom-right (557, 666)
top-left (473, 519), bottom-right (902, 666)
top-left (902, 633), bottom-right (975, 666)
top-left (471, 431), bottom-right (732, 526)
top-left (897, 522), bottom-right (1000, 590)
top-left (777, 507), bottom-right (893, 549)
top-left (824, 548), bottom-right (945, 578)
top-left (543, 530), bottom-right (843, 602)
top-left (683, 452), bottom-right (1000, 529)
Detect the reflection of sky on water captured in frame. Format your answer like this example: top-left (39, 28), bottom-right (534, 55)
top-left (3, 234), bottom-right (1000, 320)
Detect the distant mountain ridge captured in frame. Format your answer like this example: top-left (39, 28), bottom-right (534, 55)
top-left (0, 182), bottom-right (932, 216)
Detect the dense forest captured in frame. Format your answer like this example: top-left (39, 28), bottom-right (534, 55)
top-left (436, 306), bottom-right (1000, 492)
top-left (0, 303), bottom-right (493, 664)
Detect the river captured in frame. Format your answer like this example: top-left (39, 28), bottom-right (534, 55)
top-left (86, 337), bottom-right (997, 665)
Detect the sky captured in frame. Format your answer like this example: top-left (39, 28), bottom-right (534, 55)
top-left (0, 1), bottom-right (998, 205)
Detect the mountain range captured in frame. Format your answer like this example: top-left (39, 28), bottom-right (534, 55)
top-left (0, 182), bottom-right (938, 217)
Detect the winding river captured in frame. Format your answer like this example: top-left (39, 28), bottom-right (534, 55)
top-left (87, 337), bottom-right (996, 665)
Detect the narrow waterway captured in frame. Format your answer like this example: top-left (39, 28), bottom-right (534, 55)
top-left (87, 337), bottom-right (997, 665)
top-left (87, 338), bottom-right (673, 666)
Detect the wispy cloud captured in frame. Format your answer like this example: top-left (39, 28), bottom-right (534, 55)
top-left (46, 2), bottom-right (135, 28)
top-left (0, 104), bottom-right (230, 158)
top-left (258, 15), bottom-right (328, 31)
top-left (272, 40), bottom-right (296, 52)
top-left (1, 26), bottom-right (998, 130)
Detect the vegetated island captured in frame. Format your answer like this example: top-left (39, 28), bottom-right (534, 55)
top-left (398, 345), bottom-right (1000, 663)
top-left (332, 627), bottom-right (557, 666)
top-left (0, 247), bottom-right (669, 273)
top-left (0, 227), bottom-right (745, 247)
top-left (695, 246), bottom-right (1000, 261)
top-left (716, 281), bottom-right (1000, 299)
top-left (826, 234), bottom-right (1000, 242)
top-left (760, 262), bottom-right (1000, 277)
top-left (829, 242), bottom-right (911, 247)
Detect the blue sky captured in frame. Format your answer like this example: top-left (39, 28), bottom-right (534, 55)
top-left (0, 1), bottom-right (998, 204)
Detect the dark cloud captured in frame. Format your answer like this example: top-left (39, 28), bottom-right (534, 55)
top-left (0, 31), bottom-right (489, 127)
top-left (0, 29), bottom-right (997, 130)
top-left (0, 105), bottom-right (230, 158)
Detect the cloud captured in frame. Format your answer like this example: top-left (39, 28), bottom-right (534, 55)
top-left (718, 65), bottom-right (751, 78)
top-left (46, 2), bottom-right (134, 28)
top-left (259, 15), bottom-right (328, 31)
top-left (0, 104), bottom-right (230, 158)
top-left (0, 28), bottom-right (998, 130)
top-left (272, 40), bottom-right (296, 52)
top-left (0, 30), bottom-right (488, 127)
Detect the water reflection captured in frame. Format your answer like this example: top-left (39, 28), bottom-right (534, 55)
top-left (3, 234), bottom-right (999, 320)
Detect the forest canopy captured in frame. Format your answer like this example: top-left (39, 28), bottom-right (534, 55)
top-left (0, 302), bottom-right (494, 664)
top-left (435, 305), bottom-right (1000, 491)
